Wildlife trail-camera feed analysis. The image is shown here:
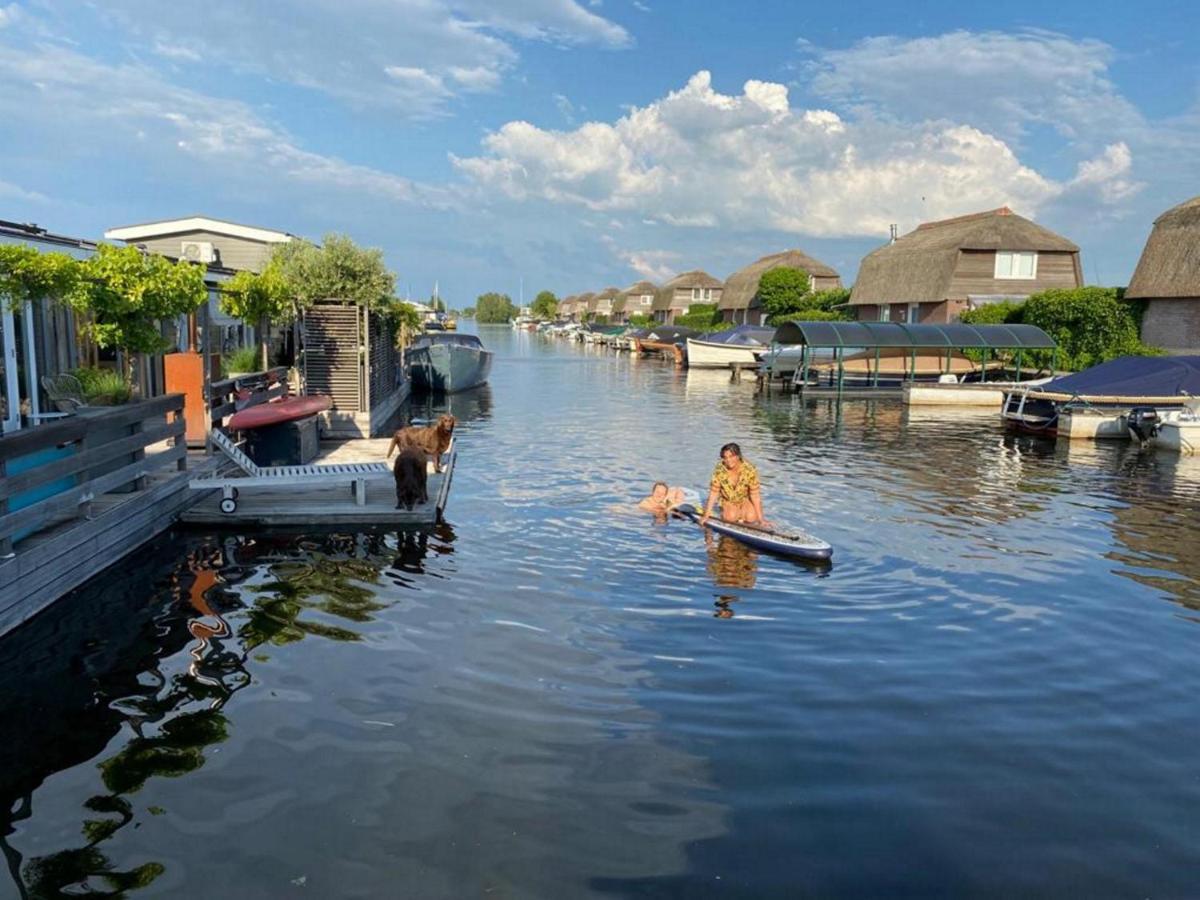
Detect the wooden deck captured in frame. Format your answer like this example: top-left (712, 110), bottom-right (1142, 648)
top-left (181, 437), bottom-right (455, 527)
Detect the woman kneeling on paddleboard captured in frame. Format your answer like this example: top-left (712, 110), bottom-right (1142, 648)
top-left (700, 443), bottom-right (768, 527)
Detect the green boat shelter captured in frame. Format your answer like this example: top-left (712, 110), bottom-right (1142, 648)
top-left (771, 321), bottom-right (1058, 391)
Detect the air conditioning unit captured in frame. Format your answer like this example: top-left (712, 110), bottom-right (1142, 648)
top-left (180, 240), bottom-right (216, 263)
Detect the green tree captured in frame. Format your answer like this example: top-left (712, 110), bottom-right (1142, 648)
top-left (461, 306), bottom-right (475, 318)
top-left (221, 264), bottom-right (294, 370)
top-left (959, 300), bottom-right (1025, 326)
top-left (271, 233), bottom-right (396, 312)
top-left (531, 290), bottom-right (558, 319)
top-left (475, 292), bottom-right (516, 324)
top-left (766, 287), bottom-right (855, 325)
top-left (756, 267), bottom-right (811, 321)
top-left (0, 244), bottom-right (80, 309)
top-left (68, 245), bottom-right (208, 383)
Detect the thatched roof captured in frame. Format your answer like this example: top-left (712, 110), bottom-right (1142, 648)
top-left (593, 286), bottom-right (620, 312)
top-left (653, 270), bottom-right (723, 312)
top-left (850, 207), bottom-right (1078, 305)
top-left (617, 280), bottom-right (657, 314)
top-left (1126, 196), bottom-right (1200, 299)
top-left (720, 249), bottom-right (840, 310)
top-left (576, 291), bottom-right (596, 312)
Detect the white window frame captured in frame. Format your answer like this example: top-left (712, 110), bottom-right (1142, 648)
top-left (907, 303), bottom-right (920, 324)
top-left (878, 304), bottom-right (890, 322)
top-left (994, 251), bottom-right (1038, 280)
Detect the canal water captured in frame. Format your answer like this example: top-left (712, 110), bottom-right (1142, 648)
top-left (2, 326), bottom-right (1199, 898)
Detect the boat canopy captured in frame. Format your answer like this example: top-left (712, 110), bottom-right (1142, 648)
top-left (1034, 355), bottom-right (1200, 398)
top-left (699, 325), bottom-right (777, 346)
top-left (644, 326), bottom-right (700, 342)
top-left (771, 321), bottom-right (1056, 350)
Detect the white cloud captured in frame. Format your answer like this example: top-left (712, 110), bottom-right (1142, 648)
top-left (0, 178), bottom-right (48, 203)
top-left (454, 69), bottom-right (1134, 238)
top-left (553, 92), bottom-right (576, 123)
top-left (0, 42), bottom-right (446, 208)
top-left (620, 248), bottom-right (677, 281)
top-left (0, 3), bottom-right (21, 28)
top-left (68, 0), bottom-right (627, 118)
top-left (804, 30), bottom-right (1143, 144)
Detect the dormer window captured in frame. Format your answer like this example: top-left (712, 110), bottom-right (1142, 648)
top-left (995, 251), bottom-right (1037, 279)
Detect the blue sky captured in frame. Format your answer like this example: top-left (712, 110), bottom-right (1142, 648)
top-left (0, 0), bottom-right (1197, 305)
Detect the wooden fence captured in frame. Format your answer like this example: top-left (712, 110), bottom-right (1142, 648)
top-left (0, 394), bottom-right (187, 556)
top-left (207, 367), bottom-right (289, 431)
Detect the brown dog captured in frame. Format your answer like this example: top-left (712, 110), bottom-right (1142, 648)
top-left (393, 446), bottom-right (429, 510)
top-left (386, 414), bottom-right (456, 473)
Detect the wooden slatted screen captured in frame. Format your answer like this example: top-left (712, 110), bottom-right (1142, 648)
top-left (302, 304), bottom-right (363, 411)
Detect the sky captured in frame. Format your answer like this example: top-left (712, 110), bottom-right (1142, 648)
top-left (0, 0), bottom-right (1197, 305)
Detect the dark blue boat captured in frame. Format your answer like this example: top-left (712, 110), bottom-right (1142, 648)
top-left (408, 333), bottom-right (493, 394)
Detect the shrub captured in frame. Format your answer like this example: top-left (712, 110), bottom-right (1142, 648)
top-left (73, 367), bottom-right (133, 405)
top-left (224, 346), bottom-right (263, 375)
top-left (675, 303), bottom-right (725, 332)
top-left (769, 309), bottom-right (844, 325)
top-left (627, 313), bottom-right (653, 327)
top-left (959, 300), bottom-right (1025, 326)
top-left (1021, 287), bottom-right (1157, 370)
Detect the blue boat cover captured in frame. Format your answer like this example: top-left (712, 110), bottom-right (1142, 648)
top-left (700, 325), bottom-right (777, 346)
top-left (1039, 355), bottom-right (1200, 398)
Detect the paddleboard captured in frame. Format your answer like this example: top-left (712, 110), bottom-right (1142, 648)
top-left (674, 503), bottom-right (833, 562)
top-left (228, 395), bottom-right (332, 431)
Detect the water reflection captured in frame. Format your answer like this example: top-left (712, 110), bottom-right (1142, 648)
top-left (0, 527), bottom-right (453, 898)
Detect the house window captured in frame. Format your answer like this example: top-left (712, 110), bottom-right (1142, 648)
top-left (995, 251), bottom-right (1038, 279)
top-left (907, 303), bottom-right (920, 324)
top-left (878, 304), bottom-right (890, 322)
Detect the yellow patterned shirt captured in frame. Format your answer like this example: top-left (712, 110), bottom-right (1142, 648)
top-left (710, 460), bottom-right (760, 504)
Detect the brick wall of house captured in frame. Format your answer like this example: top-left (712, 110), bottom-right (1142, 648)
top-left (1141, 298), bottom-right (1200, 353)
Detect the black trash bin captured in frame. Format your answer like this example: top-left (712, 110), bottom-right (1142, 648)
top-left (243, 414), bottom-right (320, 467)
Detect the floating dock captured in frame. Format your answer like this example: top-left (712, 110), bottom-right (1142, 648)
top-left (181, 436), bottom-right (455, 527)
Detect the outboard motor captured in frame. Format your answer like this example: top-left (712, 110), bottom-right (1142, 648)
top-left (1127, 406), bottom-right (1161, 446)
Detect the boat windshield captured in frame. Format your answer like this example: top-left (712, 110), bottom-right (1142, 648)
top-left (412, 333), bottom-right (486, 350)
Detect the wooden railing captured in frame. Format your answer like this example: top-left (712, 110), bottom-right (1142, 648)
top-left (208, 366), bottom-right (289, 431)
top-left (0, 394), bottom-right (187, 556)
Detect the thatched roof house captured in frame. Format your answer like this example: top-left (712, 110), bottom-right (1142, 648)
top-left (574, 291), bottom-right (596, 319)
top-left (849, 207), bottom-right (1081, 324)
top-left (653, 270), bottom-right (724, 324)
top-left (558, 294), bottom-right (577, 320)
top-left (720, 249), bottom-right (841, 325)
top-left (614, 280), bottom-right (657, 323)
top-left (592, 286), bottom-right (621, 319)
top-left (1127, 196), bottom-right (1200, 352)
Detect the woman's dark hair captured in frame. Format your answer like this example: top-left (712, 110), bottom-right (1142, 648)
top-left (719, 442), bottom-right (742, 459)
top-left (652, 480), bottom-right (668, 491)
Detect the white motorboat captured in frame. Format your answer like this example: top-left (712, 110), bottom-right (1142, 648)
top-left (685, 325), bottom-right (776, 369)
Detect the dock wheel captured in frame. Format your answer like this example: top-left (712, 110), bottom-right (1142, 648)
top-left (220, 497), bottom-right (238, 515)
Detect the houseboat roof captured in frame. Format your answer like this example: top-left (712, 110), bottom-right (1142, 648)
top-left (105, 215), bottom-right (296, 244)
top-left (850, 207), bottom-right (1078, 305)
top-left (772, 320), bottom-right (1057, 350)
top-left (1126, 196), bottom-right (1200, 300)
top-left (721, 249), bottom-right (839, 311)
top-left (653, 270), bottom-right (722, 311)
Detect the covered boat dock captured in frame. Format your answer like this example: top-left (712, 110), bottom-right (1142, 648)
top-left (771, 321), bottom-right (1058, 393)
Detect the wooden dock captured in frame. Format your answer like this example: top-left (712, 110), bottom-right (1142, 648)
top-left (181, 436), bottom-right (455, 527)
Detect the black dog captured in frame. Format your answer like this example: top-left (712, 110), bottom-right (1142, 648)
top-left (393, 446), bottom-right (429, 510)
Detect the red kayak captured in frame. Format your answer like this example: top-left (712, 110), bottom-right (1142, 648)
top-left (228, 395), bottom-right (332, 431)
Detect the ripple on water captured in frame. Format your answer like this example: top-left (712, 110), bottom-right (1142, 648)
top-left (3, 329), bottom-right (1200, 897)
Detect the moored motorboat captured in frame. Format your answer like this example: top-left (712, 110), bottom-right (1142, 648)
top-left (685, 325), bottom-right (776, 369)
top-left (1002, 356), bottom-right (1200, 437)
top-left (408, 332), bottom-right (493, 394)
top-left (634, 326), bottom-right (699, 364)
